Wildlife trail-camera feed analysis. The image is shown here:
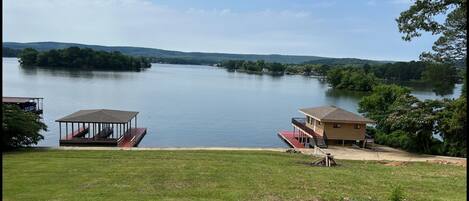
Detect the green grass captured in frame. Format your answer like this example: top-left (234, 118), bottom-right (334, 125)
top-left (2, 150), bottom-right (466, 201)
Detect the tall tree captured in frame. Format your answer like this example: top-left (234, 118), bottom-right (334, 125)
top-left (358, 85), bottom-right (411, 132)
top-left (385, 95), bottom-right (444, 153)
top-left (396, 0), bottom-right (467, 63)
top-left (436, 97), bottom-right (467, 156)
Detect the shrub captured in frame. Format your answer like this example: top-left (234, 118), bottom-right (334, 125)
top-left (2, 105), bottom-right (47, 150)
top-left (389, 185), bottom-right (405, 201)
top-left (374, 130), bottom-right (411, 150)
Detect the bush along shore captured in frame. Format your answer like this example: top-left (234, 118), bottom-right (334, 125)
top-left (358, 81), bottom-right (466, 157)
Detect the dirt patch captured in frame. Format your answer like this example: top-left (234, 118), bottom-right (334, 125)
top-left (286, 149), bottom-right (303, 154)
top-left (427, 159), bottom-right (467, 167)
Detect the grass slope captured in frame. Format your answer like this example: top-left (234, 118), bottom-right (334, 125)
top-left (2, 150), bottom-right (466, 201)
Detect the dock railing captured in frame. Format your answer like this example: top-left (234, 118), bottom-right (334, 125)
top-left (291, 117), bottom-right (328, 148)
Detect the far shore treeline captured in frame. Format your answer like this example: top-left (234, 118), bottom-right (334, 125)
top-left (219, 59), bottom-right (464, 94)
top-left (18, 47), bottom-right (151, 70)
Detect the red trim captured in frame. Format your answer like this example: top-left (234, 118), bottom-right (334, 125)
top-left (278, 131), bottom-right (305, 148)
top-left (118, 128), bottom-right (147, 147)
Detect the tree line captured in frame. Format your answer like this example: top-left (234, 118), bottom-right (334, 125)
top-left (218, 59), bottom-right (462, 94)
top-left (18, 47), bottom-right (152, 70)
top-left (219, 60), bottom-right (286, 74)
top-left (220, 60), bottom-right (334, 76)
top-left (3, 47), bottom-right (22, 57)
top-left (325, 62), bottom-right (461, 93)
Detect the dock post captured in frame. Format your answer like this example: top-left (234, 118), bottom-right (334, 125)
top-left (59, 122), bottom-right (61, 140)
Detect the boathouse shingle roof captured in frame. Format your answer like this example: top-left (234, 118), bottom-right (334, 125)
top-left (56, 109), bottom-right (138, 123)
top-left (299, 105), bottom-right (375, 123)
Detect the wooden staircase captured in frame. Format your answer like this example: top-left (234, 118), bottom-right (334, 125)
top-left (314, 137), bottom-right (328, 148)
top-left (310, 132), bottom-right (328, 148)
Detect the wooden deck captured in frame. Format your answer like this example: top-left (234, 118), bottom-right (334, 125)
top-left (60, 127), bottom-right (147, 147)
top-left (277, 131), bottom-right (305, 148)
top-left (118, 128), bottom-right (147, 147)
top-left (60, 138), bottom-right (118, 146)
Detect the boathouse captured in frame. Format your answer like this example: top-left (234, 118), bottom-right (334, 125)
top-left (2, 96), bottom-right (43, 114)
top-left (56, 109), bottom-right (147, 147)
top-left (278, 105), bottom-right (375, 149)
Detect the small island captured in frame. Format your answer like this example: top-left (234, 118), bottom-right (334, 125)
top-left (18, 47), bottom-right (152, 70)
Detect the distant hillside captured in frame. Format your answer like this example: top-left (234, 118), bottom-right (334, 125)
top-left (3, 41), bottom-right (392, 64)
top-left (303, 58), bottom-right (391, 65)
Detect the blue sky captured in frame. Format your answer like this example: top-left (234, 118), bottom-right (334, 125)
top-left (3, 0), bottom-right (438, 61)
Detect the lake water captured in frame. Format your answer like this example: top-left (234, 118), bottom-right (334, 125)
top-left (2, 57), bottom-right (462, 147)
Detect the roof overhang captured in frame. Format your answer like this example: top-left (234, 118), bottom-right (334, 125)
top-left (56, 109), bottom-right (139, 123)
top-left (3, 96), bottom-right (43, 103)
top-left (298, 110), bottom-right (321, 121)
top-left (320, 119), bottom-right (376, 124)
top-left (298, 107), bottom-right (376, 124)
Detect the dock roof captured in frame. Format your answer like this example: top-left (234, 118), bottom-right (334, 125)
top-left (299, 105), bottom-right (375, 124)
top-left (56, 109), bottom-right (138, 123)
top-left (3, 96), bottom-right (43, 103)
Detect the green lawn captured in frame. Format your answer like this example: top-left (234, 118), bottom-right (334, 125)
top-left (2, 150), bottom-right (466, 201)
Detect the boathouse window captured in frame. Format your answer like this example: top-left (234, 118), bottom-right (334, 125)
top-left (307, 116), bottom-right (311, 124)
top-left (354, 124), bottom-right (361, 129)
top-left (333, 123), bottom-right (341, 128)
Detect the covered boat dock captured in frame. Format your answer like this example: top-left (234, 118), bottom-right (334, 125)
top-left (56, 109), bottom-right (147, 147)
top-left (2, 96), bottom-right (43, 114)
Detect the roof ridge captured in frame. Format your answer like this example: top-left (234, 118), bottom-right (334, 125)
top-left (321, 106), bottom-right (339, 119)
top-left (99, 110), bottom-right (125, 122)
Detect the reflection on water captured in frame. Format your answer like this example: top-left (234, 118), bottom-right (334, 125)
top-left (2, 57), bottom-right (461, 147)
top-left (325, 88), bottom-right (369, 99)
top-left (19, 65), bottom-right (146, 80)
